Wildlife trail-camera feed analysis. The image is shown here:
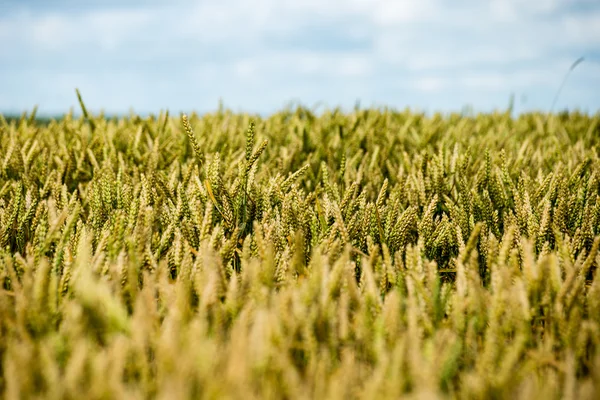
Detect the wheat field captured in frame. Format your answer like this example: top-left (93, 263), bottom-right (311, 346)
top-left (0, 105), bottom-right (599, 399)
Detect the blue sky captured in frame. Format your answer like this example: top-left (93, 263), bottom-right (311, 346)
top-left (1, 0), bottom-right (599, 116)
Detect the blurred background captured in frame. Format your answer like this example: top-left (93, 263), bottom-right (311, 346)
top-left (1, 0), bottom-right (599, 117)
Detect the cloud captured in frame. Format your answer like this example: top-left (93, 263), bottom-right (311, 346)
top-left (563, 13), bottom-right (600, 46)
top-left (0, 0), bottom-right (598, 115)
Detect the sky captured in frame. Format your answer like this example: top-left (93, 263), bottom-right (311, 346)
top-left (1, 0), bottom-right (599, 116)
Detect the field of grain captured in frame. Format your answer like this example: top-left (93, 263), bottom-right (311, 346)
top-left (1, 105), bottom-right (599, 399)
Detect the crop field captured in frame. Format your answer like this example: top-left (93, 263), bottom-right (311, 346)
top-left (0, 102), bottom-right (599, 399)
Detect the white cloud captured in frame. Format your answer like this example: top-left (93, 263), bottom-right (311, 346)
top-left (338, 56), bottom-right (372, 77)
top-left (230, 52), bottom-right (372, 81)
top-left (412, 77), bottom-right (447, 92)
top-left (411, 68), bottom-right (560, 95)
top-left (562, 12), bottom-right (600, 46)
top-left (0, 0), bottom-right (598, 115)
top-left (489, 0), bottom-right (562, 18)
top-left (370, 0), bottom-right (440, 25)
top-left (1, 8), bottom-right (155, 52)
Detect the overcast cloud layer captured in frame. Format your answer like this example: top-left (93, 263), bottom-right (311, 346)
top-left (1, 0), bottom-right (599, 116)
